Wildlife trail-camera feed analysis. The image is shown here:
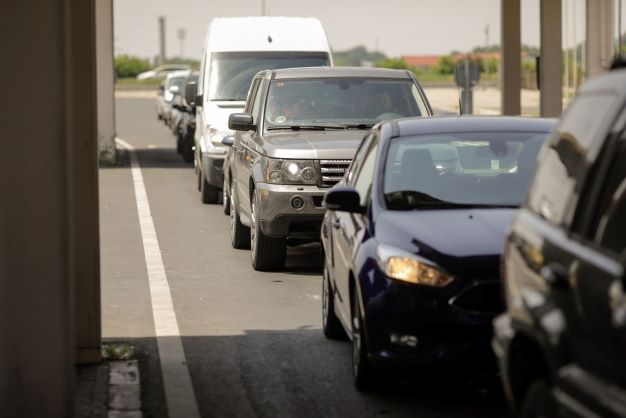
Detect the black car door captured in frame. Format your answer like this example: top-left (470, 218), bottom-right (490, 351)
top-left (333, 135), bottom-right (379, 327)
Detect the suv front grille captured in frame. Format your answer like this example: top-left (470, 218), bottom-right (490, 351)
top-left (319, 159), bottom-right (351, 187)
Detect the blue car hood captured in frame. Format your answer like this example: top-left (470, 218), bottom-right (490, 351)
top-left (375, 208), bottom-right (516, 278)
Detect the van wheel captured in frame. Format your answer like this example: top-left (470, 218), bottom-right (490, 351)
top-left (520, 379), bottom-right (552, 418)
top-left (352, 289), bottom-right (377, 391)
top-left (323, 263), bottom-right (346, 339)
top-left (181, 134), bottom-right (194, 163)
top-left (176, 136), bottom-right (182, 154)
top-left (200, 169), bottom-right (219, 204)
top-left (230, 185), bottom-right (250, 249)
top-left (251, 190), bottom-right (286, 271)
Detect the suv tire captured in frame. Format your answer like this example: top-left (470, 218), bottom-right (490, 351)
top-left (230, 184), bottom-right (250, 249)
top-left (520, 379), bottom-right (552, 418)
top-left (251, 189), bottom-right (286, 271)
top-left (200, 168), bottom-right (219, 204)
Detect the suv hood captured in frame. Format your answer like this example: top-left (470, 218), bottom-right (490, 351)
top-left (261, 130), bottom-right (366, 159)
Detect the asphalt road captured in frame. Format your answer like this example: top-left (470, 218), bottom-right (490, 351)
top-left (101, 96), bottom-right (506, 418)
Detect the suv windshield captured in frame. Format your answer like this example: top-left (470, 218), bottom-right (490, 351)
top-left (384, 131), bottom-right (548, 210)
top-left (264, 77), bottom-right (428, 129)
top-left (208, 51), bottom-right (330, 101)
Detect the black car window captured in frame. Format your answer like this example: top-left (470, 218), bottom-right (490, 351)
top-left (347, 134), bottom-right (374, 185)
top-left (587, 132), bottom-right (626, 255)
top-left (527, 94), bottom-right (617, 226)
top-left (353, 141), bottom-right (379, 206)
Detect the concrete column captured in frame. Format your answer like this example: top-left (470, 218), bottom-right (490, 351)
top-left (540, 0), bottom-right (563, 117)
top-left (501, 0), bottom-right (522, 115)
top-left (69, 0), bottom-right (102, 365)
top-left (0, 1), bottom-right (73, 416)
top-left (586, 0), bottom-right (614, 77)
top-left (96, 0), bottom-right (117, 164)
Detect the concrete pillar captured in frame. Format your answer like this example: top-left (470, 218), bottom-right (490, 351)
top-left (96, 0), bottom-right (117, 164)
top-left (501, 0), bottom-right (522, 115)
top-left (586, 0), bottom-right (614, 78)
top-left (540, 0), bottom-right (563, 117)
top-left (0, 0), bottom-right (74, 415)
top-left (69, 0), bottom-right (102, 365)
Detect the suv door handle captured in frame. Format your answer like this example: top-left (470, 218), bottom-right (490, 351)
top-left (541, 262), bottom-right (570, 290)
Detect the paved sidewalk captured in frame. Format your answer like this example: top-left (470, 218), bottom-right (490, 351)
top-left (74, 363), bottom-right (109, 418)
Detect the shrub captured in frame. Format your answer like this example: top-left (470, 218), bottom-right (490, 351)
top-left (115, 55), bottom-right (151, 78)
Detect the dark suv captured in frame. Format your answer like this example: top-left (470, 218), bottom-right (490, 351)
top-left (493, 68), bottom-right (626, 418)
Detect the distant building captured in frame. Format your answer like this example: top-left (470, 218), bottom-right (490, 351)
top-left (401, 55), bottom-right (441, 69)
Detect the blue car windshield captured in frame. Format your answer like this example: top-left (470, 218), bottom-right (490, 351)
top-left (383, 131), bottom-right (548, 210)
top-left (208, 51), bottom-right (330, 101)
top-left (264, 77), bottom-right (429, 129)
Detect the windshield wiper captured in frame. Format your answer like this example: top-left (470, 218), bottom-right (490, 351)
top-left (385, 190), bottom-right (519, 210)
top-left (266, 125), bottom-right (347, 131)
top-left (344, 123), bottom-right (374, 130)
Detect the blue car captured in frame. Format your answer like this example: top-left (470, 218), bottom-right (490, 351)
top-left (320, 116), bottom-right (555, 389)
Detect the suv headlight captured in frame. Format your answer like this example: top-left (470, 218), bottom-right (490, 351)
top-left (261, 156), bottom-right (318, 185)
top-left (376, 244), bottom-right (454, 287)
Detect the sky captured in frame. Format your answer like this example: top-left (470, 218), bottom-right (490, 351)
top-left (113, 0), bottom-right (621, 61)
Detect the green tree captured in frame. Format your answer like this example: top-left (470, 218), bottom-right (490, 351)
top-left (114, 55), bottom-right (151, 78)
top-left (434, 55), bottom-right (456, 75)
top-left (374, 58), bottom-right (412, 70)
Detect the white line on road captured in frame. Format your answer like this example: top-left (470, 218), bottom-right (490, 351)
top-left (116, 137), bottom-right (200, 418)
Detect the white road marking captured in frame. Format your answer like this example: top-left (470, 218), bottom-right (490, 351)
top-left (116, 138), bottom-right (200, 418)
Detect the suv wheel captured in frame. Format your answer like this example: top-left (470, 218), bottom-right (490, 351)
top-left (323, 263), bottom-right (346, 339)
top-left (352, 288), bottom-right (377, 391)
top-left (230, 184), bottom-right (250, 249)
top-left (181, 133), bottom-right (194, 163)
top-left (520, 379), bottom-right (552, 418)
top-left (200, 168), bottom-right (219, 204)
top-left (251, 189), bottom-right (286, 271)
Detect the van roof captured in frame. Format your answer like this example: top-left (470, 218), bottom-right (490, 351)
top-left (205, 17), bottom-right (331, 53)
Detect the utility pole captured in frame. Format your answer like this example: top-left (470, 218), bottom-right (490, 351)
top-left (158, 16), bottom-right (166, 65)
top-left (485, 24), bottom-right (490, 49)
top-left (177, 28), bottom-right (186, 58)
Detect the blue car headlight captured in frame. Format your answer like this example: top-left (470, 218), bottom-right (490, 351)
top-left (376, 244), bottom-right (454, 287)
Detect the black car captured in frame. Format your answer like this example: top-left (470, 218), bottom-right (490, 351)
top-left (493, 68), bottom-right (626, 418)
top-left (321, 116), bottom-right (554, 389)
top-left (172, 71), bottom-right (198, 163)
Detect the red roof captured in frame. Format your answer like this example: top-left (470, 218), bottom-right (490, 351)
top-left (401, 55), bottom-right (441, 68)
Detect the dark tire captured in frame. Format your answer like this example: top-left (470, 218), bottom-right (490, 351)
top-left (230, 185), bottom-right (250, 249)
top-left (196, 165), bottom-right (201, 191)
top-left (251, 189), bottom-right (286, 271)
top-left (176, 136), bottom-right (182, 154)
top-left (200, 169), bottom-right (219, 204)
top-left (323, 262), bottom-right (347, 339)
top-left (223, 176), bottom-right (231, 216)
top-left (352, 288), bottom-right (377, 391)
top-left (519, 379), bottom-right (552, 418)
top-left (181, 134), bottom-right (194, 163)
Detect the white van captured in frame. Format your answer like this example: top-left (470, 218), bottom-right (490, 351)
top-left (194, 16), bottom-right (333, 203)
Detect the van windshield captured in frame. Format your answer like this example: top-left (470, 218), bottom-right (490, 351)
top-left (208, 51), bottom-right (330, 101)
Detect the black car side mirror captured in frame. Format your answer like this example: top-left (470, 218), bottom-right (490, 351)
top-left (229, 113), bottom-right (256, 131)
top-left (323, 186), bottom-right (364, 213)
top-left (195, 94), bottom-right (203, 107)
top-left (222, 136), bottom-right (235, 147)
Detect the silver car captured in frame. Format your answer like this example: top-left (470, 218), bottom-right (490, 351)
top-left (224, 67), bottom-right (432, 271)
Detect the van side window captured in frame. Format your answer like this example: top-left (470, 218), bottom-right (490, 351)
top-left (527, 94), bottom-right (616, 226)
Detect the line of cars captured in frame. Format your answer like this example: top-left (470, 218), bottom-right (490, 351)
top-left (151, 14), bottom-right (626, 418)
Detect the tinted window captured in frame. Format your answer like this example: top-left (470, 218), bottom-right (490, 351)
top-left (264, 78), bottom-right (427, 128)
top-left (527, 94), bottom-right (616, 225)
top-left (592, 138), bottom-right (626, 254)
top-left (383, 131), bottom-right (549, 210)
top-left (347, 135), bottom-right (374, 185)
top-left (354, 142), bottom-right (379, 206)
top-left (207, 51), bottom-right (330, 101)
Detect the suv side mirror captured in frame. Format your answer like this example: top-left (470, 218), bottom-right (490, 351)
top-left (195, 94), bottom-right (203, 107)
top-left (169, 85), bottom-right (180, 95)
top-left (229, 113), bottom-right (256, 131)
top-left (323, 186), bottom-right (364, 213)
top-left (184, 81), bottom-right (197, 107)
